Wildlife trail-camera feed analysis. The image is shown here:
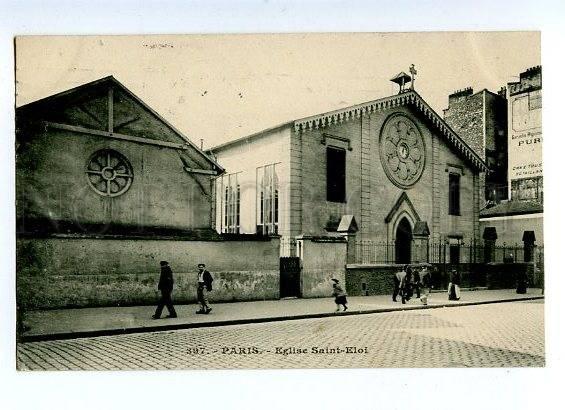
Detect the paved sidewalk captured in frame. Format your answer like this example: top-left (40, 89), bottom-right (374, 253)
top-left (19, 288), bottom-right (543, 342)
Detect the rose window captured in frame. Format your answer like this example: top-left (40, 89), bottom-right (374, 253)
top-left (379, 114), bottom-right (426, 188)
top-left (85, 149), bottom-right (133, 197)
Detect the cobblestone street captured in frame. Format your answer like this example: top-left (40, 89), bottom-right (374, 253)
top-left (17, 300), bottom-right (544, 370)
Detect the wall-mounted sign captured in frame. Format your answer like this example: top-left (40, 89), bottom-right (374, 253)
top-left (508, 90), bottom-right (542, 182)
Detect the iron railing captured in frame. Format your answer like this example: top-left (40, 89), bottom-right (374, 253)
top-left (351, 239), bottom-right (543, 265)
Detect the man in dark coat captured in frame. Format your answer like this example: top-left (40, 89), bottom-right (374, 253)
top-left (152, 261), bottom-right (177, 319)
top-left (392, 265), bottom-right (413, 304)
top-left (196, 263), bottom-right (213, 314)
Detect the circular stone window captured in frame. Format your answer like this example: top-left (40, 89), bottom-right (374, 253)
top-left (85, 149), bottom-right (133, 197)
top-left (379, 114), bottom-right (426, 188)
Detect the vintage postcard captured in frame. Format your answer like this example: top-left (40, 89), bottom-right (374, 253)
top-left (14, 32), bottom-right (543, 370)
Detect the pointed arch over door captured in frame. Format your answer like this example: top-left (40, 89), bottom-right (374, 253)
top-left (395, 217), bottom-right (413, 264)
top-left (385, 192), bottom-right (421, 263)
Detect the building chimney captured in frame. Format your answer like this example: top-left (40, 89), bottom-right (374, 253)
top-left (448, 87), bottom-right (473, 106)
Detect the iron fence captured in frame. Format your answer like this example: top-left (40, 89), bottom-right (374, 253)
top-left (351, 239), bottom-right (543, 265)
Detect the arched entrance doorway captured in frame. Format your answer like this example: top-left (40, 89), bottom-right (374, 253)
top-left (395, 217), bottom-right (412, 264)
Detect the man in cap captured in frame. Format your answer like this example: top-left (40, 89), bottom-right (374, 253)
top-left (196, 263), bottom-right (213, 314)
top-left (152, 261), bottom-right (177, 319)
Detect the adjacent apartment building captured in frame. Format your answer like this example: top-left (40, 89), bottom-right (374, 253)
top-left (443, 87), bottom-right (508, 203)
top-left (443, 66), bottom-right (543, 247)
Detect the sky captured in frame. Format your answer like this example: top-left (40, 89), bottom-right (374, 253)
top-left (15, 32), bottom-right (540, 149)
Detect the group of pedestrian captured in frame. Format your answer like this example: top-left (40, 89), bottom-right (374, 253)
top-left (391, 264), bottom-right (460, 304)
top-left (152, 260), bottom-right (462, 318)
top-left (152, 261), bottom-right (213, 319)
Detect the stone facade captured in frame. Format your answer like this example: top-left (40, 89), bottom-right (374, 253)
top-left (211, 90), bottom-right (487, 264)
top-left (444, 66), bottom-right (543, 252)
top-left (17, 76), bottom-right (222, 236)
top-left (443, 87), bottom-right (508, 203)
top-left (15, 77), bottom-right (290, 309)
top-left (294, 104), bottom-right (480, 245)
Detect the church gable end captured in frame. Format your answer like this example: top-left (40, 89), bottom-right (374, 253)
top-left (294, 91), bottom-right (487, 173)
top-left (16, 76), bottom-right (221, 173)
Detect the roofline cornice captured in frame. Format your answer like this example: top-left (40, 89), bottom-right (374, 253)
top-left (209, 121), bottom-right (293, 152)
top-left (293, 90), bottom-right (488, 172)
top-left (17, 75), bottom-right (224, 173)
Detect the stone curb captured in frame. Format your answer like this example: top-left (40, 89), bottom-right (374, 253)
top-left (19, 295), bottom-right (544, 343)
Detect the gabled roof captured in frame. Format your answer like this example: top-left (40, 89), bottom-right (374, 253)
top-left (293, 90), bottom-right (488, 172)
top-left (337, 215), bottom-right (359, 233)
top-left (211, 90), bottom-right (487, 171)
top-left (17, 76), bottom-right (223, 172)
top-left (480, 200), bottom-right (544, 218)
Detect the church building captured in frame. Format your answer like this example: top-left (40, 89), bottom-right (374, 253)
top-left (16, 76), bottom-right (223, 237)
top-left (15, 76), bottom-right (234, 310)
top-left (210, 72), bottom-right (488, 264)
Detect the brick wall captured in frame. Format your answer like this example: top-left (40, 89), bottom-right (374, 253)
top-left (443, 89), bottom-right (508, 202)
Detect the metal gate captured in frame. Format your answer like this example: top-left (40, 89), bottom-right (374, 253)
top-left (280, 257), bottom-right (301, 298)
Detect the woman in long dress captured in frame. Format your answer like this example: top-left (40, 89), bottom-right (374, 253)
top-left (332, 278), bottom-right (348, 312)
top-left (448, 268), bottom-right (461, 301)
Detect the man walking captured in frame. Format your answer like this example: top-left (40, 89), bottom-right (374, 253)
top-left (392, 265), bottom-right (413, 304)
top-left (196, 263), bottom-right (213, 314)
top-left (152, 261), bottom-right (177, 319)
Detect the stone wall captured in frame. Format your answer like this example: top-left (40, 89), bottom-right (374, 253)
top-left (485, 263), bottom-right (536, 289)
top-left (300, 237), bottom-right (347, 298)
top-left (17, 128), bottom-right (214, 232)
top-left (443, 89), bottom-right (485, 160)
top-left (345, 264), bottom-right (400, 296)
top-left (345, 262), bottom-right (539, 296)
top-left (17, 236), bottom-right (280, 310)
